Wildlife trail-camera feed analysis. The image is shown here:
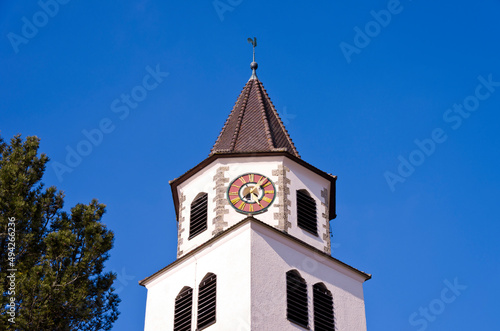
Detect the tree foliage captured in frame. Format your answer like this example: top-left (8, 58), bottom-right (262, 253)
top-left (0, 134), bottom-right (120, 330)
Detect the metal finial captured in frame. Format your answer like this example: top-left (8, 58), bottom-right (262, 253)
top-left (247, 37), bottom-right (258, 79)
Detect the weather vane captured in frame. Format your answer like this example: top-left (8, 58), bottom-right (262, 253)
top-left (247, 37), bottom-right (257, 62)
top-left (247, 37), bottom-right (258, 79)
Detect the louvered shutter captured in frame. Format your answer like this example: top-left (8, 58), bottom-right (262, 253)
top-left (198, 273), bottom-right (216, 329)
top-left (189, 193), bottom-right (208, 239)
top-left (313, 283), bottom-right (335, 331)
top-left (286, 270), bottom-right (308, 328)
top-left (174, 287), bottom-right (192, 331)
top-left (297, 190), bottom-right (317, 235)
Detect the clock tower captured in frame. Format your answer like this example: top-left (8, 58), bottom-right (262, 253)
top-left (140, 51), bottom-right (371, 330)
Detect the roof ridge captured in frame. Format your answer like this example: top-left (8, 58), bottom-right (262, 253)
top-left (229, 80), bottom-right (253, 151)
top-left (257, 80), bottom-right (300, 158)
top-left (210, 82), bottom-right (249, 155)
top-left (254, 79), bottom-right (275, 150)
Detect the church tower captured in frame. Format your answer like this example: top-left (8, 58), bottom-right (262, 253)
top-left (140, 44), bottom-right (371, 330)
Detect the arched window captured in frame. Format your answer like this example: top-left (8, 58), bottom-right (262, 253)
top-left (286, 270), bottom-right (308, 328)
top-left (189, 193), bottom-right (208, 239)
top-left (313, 283), bottom-right (335, 331)
top-left (174, 286), bottom-right (193, 331)
top-left (198, 273), bottom-right (217, 329)
top-left (297, 189), bottom-right (318, 235)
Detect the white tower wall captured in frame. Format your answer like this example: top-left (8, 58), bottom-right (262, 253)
top-left (143, 222), bottom-right (252, 331)
top-left (250, 221), bottom-right (368, 331)
top-left (142, 219), bottom-right (368, 331)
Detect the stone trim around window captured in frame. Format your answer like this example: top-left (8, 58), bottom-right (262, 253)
top-left (177, 192), bottom-right (187, 258)
top-left (273, 164), bottom-right (291, 232)
top-left (212, 166), bottom-right (230, 235)
top-left (321, 187), bottom-right (331, 254)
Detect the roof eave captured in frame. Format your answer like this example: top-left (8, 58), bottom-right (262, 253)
top-left (139, 217), bottom-right (370, 287)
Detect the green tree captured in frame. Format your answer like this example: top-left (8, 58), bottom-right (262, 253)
top-left (0, 135), bottom-right (120, 330)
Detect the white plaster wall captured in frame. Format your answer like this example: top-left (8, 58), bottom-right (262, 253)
top-left (250, 221), bottom-right (368, 331)
top-left (176, 160), bottom-right (219, 255)
top-left (144, 223), bottom-right (252, 331)
top-left (177, 156), bottom-right (334, 257)
top-left (284, 158), bottom-right (332, 253)
top-left (144, 220), bottom-right (367, 330)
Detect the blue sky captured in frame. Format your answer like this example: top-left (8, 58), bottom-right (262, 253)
top-left (2, 0), bottom-right (500, 330)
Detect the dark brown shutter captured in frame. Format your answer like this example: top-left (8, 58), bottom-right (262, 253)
top-left (286, 270), bottom-right (308, 328)
top-left (197, 273), bottom-right (216, 329)
top-left (174, 287), bottom-right (192, 331)
top-left (189, 193), bottom-right (208, 239)
top-left (297, 190), bottom-right (318, 235)
top-left (313, 283), bottom-right (335, 331)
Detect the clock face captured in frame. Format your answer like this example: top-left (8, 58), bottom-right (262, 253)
top-left (227, 173), bottom-right (276, 214)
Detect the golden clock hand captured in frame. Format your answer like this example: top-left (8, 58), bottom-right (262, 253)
top-left (252, 193), bottom-right (263, 208)
top-left (250, 177), bottom-right (267, 194)
top-left (249, 185), bottom-right (258, 194)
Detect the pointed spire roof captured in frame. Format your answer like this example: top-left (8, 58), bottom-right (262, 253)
top-left (210, 77), bottom-right (300, 158)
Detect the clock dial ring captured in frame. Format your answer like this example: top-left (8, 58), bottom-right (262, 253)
top-left (227, 173), bottom-right (276, 214)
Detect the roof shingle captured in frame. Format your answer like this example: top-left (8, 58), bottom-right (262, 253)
top-left (210, 78), bottom-right (300, 158)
